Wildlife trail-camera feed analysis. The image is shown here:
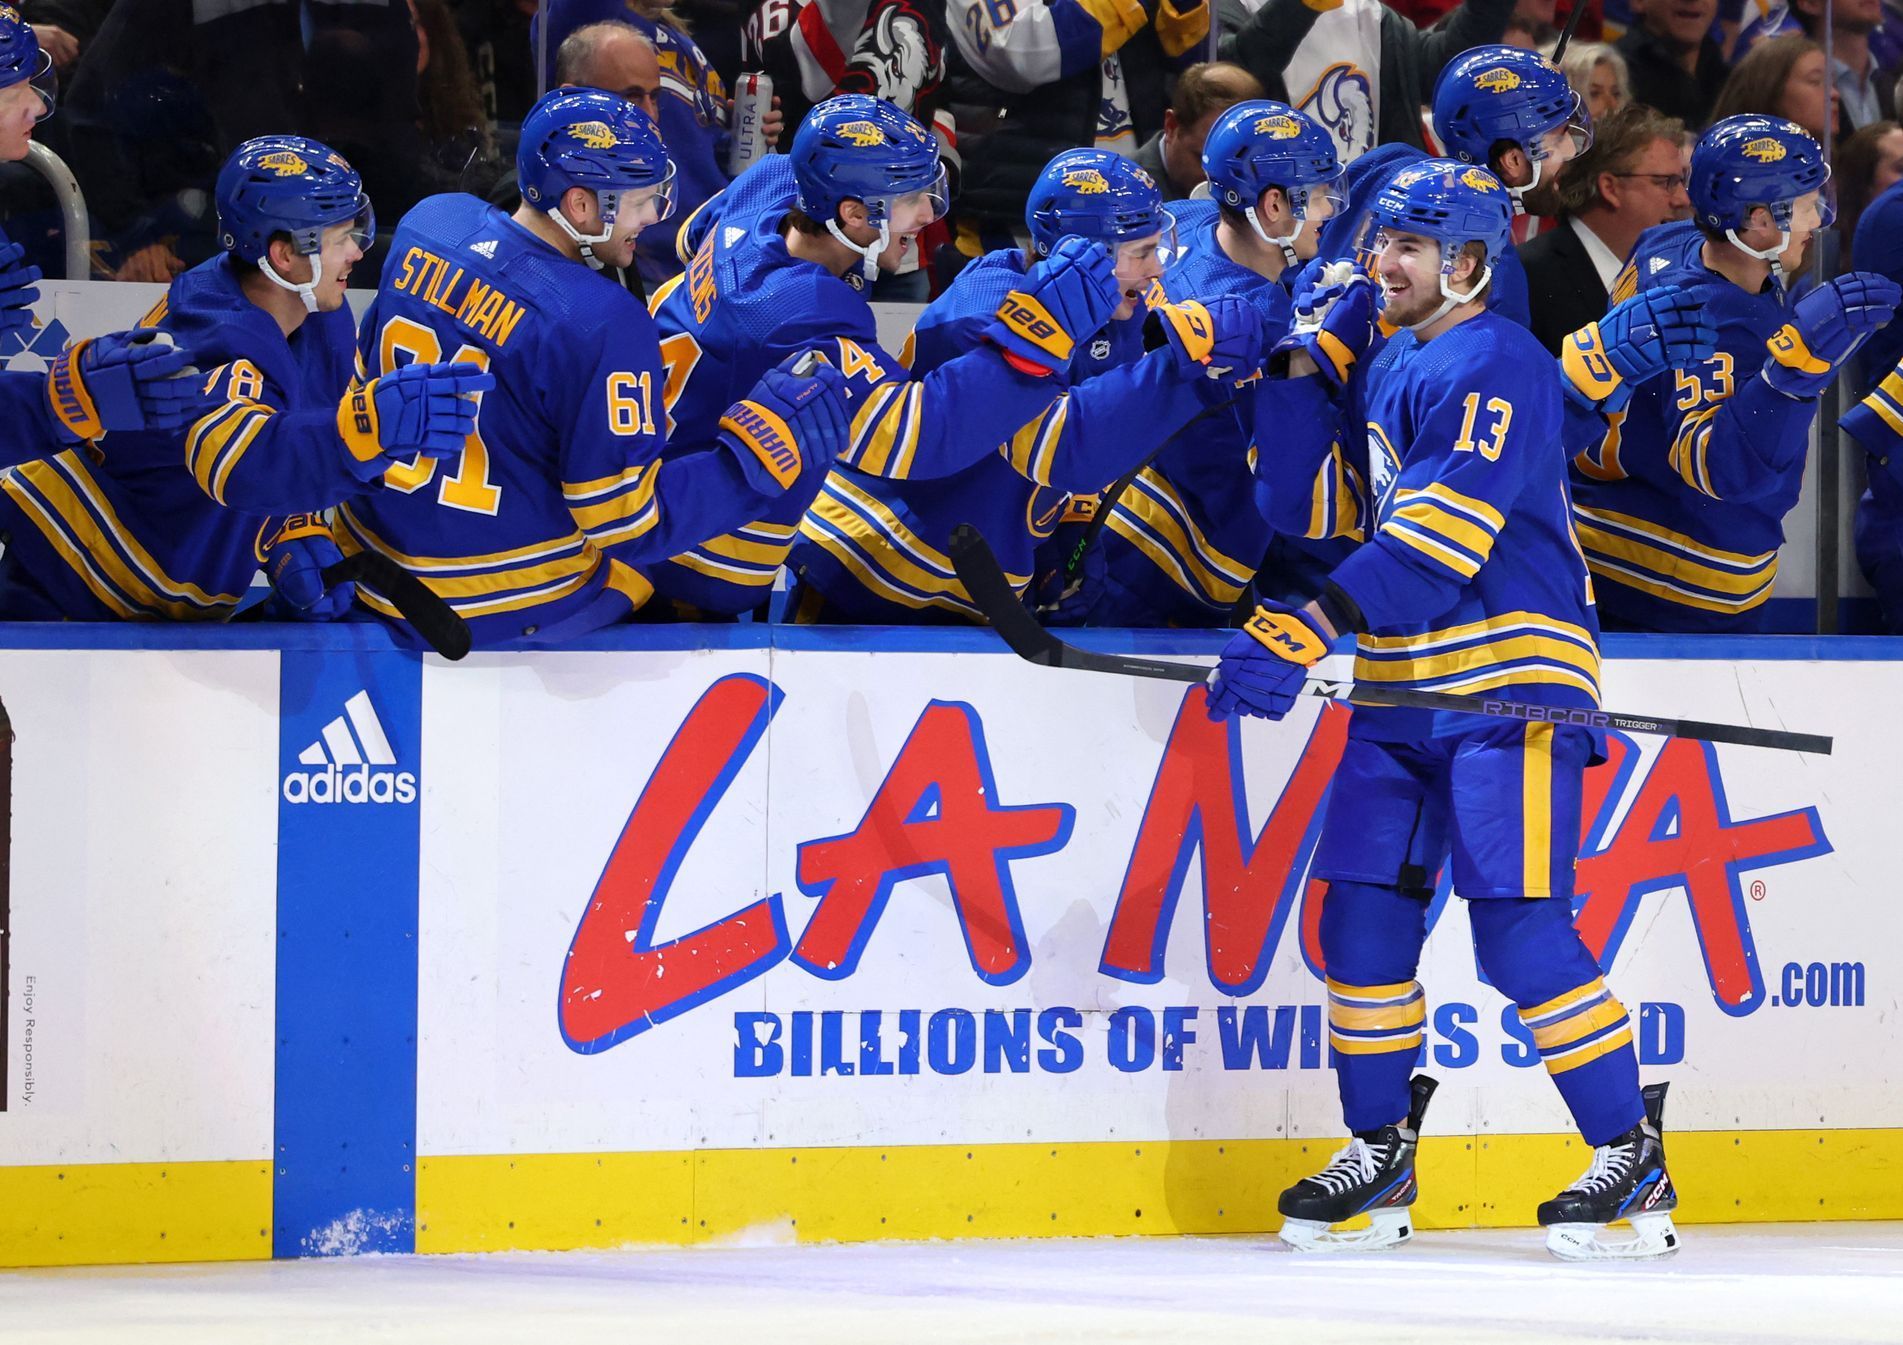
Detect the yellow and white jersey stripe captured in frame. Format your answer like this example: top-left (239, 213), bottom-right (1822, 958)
top-left (336, 504), bottom-right (608, 620)
top-left (561, 462), bottom-right (662, 550)
top-left (1103, 468), bottom-right (1256, 609)
top-left (1571, 502), bottom-right (1777, 617)
top-left (1354, 609), bottom-right (1602, 703)
top-left (667, 520), bottom-right (799, 593)
top-left (1377, 482), bottom-right (1505, 582)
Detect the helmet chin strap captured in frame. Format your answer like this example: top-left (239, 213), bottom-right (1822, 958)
top-left (1400, 253), bottom-right (1493, 332)
top-left (1245, 206), bottom-right (1304, 269)
top-left (258, 251), bottom-right (323, 314)
top-left (1502, 153), bottom-right (1547, 217)
top-left (1725, 225), bottom-right (1794, 292)
top-left (827, 218), bottom-right (889, 282)
top-left (549, 198), bottom-right (615, 271)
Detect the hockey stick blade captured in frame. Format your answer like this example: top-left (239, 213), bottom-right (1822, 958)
top-left (948, 524), bottom-right (1832, 755)
top-left (324, 551), bottom-right (473, 661)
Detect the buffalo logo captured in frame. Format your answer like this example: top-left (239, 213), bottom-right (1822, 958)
top-left (836, 120), bottom-right (887, 147)
top-left (1063, 168), bottom-right (1110, 194)
top-left (1389, 164), bottom-right (1437, 190)
top-left (1297, 61), bottom-right (1375, 160)
top-left (1461, 167), bottom-right (1501, 192)
top-left (1743, 136), bottom-right (1788, 163)
top-left (0, 4), bottom-right (18, 21)
top-left (258, 152), bottom-right (311, 177)
top-left (1253, 114), bottom-right (1304, 139)
top-left (568, 121), bottom-right (621, 149)
top-left (1475, 67), bottom-right (1523, 93)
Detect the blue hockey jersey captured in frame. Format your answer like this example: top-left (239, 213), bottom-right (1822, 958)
top-left (341, 193), bottom-right (788, 647)
top-left (789, 245), bottom-right (1237, 622)
top-left (0, 254), bottom-right (362, 620)
top-left (1568, 221), bottom-right (1816, 631)
top-left (648, 158), bottom-right (1069, 615)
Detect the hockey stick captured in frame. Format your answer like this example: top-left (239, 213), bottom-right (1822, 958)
top-left (323, 551), bottom-right (473, 662)
top-left (948, 524), bottom-right (1833, 755)
top-left (1551, 0), bottom-right (1591, 65)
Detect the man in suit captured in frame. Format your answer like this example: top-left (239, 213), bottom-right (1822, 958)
top-left (1518, 103), bottom-right (1688, 354)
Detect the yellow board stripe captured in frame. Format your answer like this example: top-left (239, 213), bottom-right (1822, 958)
top-left (0, 1159), bottom-right (270, 1268)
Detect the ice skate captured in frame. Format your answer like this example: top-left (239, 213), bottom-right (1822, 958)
top-left (1540, 1081), bottom-right (1679, 1261)
top-left (1278, 1075), bottom-right (1437, 1252)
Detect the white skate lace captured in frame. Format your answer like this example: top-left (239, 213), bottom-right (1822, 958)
top-left (1568, 1138), bottom-right (1639, 1197)
top-left (1310, 1138), bottom-right (1381, 1196)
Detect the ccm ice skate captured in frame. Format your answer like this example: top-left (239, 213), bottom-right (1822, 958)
top-left (1278, 1075), bottom-right (1437, 1252)
top-left (1540, 1081), bottom-right (1679, 1261)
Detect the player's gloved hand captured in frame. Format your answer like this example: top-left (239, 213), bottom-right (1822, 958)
top-left (1273, 263), bottom-right (1377, 388)
top-left (984, 236), bottom-right (1122, 376)
top-left (46, 329), bottom-right (209, 441)
top-left (1204, 600), bottom-right (1332, 723)
top-left (1150, 294), bottom-right (1265, 386)
top-left (0, 241), bottom-right (42, 346)
top-left (1560, 284), bottom-right (1717, 413)
top-left (720, 350), bottom-right (850, 497)
top-left (337, 361), bottom-right (494, 479)
top-left (259, 514), bottom-right (354, 621)
top-left (1763, 271), bottom-right (1903, 399)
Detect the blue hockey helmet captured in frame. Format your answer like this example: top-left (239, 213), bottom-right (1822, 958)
top-left (215, 135), bottom-right (374, 312)
top-left (1200, 100), bottom-right (1344, 263)
top-left (518, 87), bottom-right (677, 269)
top-left (0, 4), bottom-right (56, 124)
top-left (1690, 114), bottom-right (1832, 278)
top-left (1432, 45), bottom-right (1590, 203)
top-left (1357, 158), bottom-right (1515, 329)
top-left (1026, 149), bottom-right (1174, 260)
top-left (791, 94), bottom-right (948, 278)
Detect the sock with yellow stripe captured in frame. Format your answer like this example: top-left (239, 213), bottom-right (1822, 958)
top-left (1320, 881), bottom-right (1432, 1132)
top-left (1470, 899), bottom-right (1644, 1145)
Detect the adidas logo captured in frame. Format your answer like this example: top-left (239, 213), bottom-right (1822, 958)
top-left (1649, 256), bottom-right (1670, 274)
top-left (282, 689), bottom-right (417, 805)
top-left (471, 239), bottom-right (499, 259)
top-left (724, 226), bottom-right (745, 247)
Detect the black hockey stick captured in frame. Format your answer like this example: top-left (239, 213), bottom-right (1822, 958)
top-left (948, 525), bottom-right (1832, 755)
top-left (324, 551), bottom-right (473, 661)
top-left (1551, 0), bottom-right (1591, 64)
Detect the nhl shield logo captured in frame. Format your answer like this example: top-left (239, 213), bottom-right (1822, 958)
top-left (1475, 67), bottom-right (1522, 93)
top-left (1743, 137), bottom-right (1788, 162)
top-left (258, 151), bottom-right (311, 177)
top-left (568, 121), bottom-right (621, 149)
top-left (1089, 337), bottom-right (1112, 360)
top-left (836, 120), bottom-right (887, 147)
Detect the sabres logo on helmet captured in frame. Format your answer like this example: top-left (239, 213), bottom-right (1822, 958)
top-left (258, 152), bottom-right (311, 177)
top-left (1460, 167), bottom-right (1500, 192)
top-left (1390, 164), bottom-right (1436, 189)
top-left (1474, 67), bottom-right (1522, 93)
top-left (836, 120), bottom-right (887, 147)
top-left (1062, 168), bottom-right (1110, 194)
top-left (1253, 114), bottom-right (1305, 139)
top-left (1743, 136), bottom-right (1788, 162)
top-left (0, 3), bottom-right (19, 21)
top-left (568, 121), bottom-right (621, 149)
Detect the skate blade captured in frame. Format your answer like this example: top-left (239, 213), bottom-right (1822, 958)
top-left (1278, 1207), bottom-right (1413, 1253)
top-left (1544, 1211), bottom-right (1679, 1262)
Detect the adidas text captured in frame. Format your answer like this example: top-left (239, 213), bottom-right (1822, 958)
top-left (282, 764), bottom-right (418, 805)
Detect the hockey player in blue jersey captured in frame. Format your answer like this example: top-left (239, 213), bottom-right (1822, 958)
top-left (787, 148), bottom-right (1267, 622)
top-left (1205, 162), bottom-right (1680, 1262)
top-left (339, 87), bottom-right (851, 647)
top-left (1070, 99), bottom-right (1350, 626)
top-left (642, 94), bottom-right (1113, 618)
top-left (0, 134), bottom-right (490, 622)
top-left (1569, 115), bottom-right (1899, 632)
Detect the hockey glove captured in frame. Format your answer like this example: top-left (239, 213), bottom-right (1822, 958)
top-left (1272, 262), bottom-right (1377, 388)
top-left (1205, 600), bottom-right (1332, 723)
top-left (1151, 294), bottom-right (1265, 385)
top-left (720, 351), bottom-right (849, 498)
top-left (1763, 271), bottom-right (1903, 400)
top-left (0, 241), bottom-right (41, 346)
top-left (985, 236), bottom-right (1122, 376)
top-left (259, 515), bottom-right (354, 621)
top-left (46, 329), bottom-right (208, 442)
top-left (1560, 284), bottom-right (1718, 413)
top-left (337, 361), bottom-right (494, 480)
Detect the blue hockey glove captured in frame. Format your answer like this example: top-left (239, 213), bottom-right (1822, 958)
top-left (1205, 600), bottom-right (1332, 722)
top-left (0, 241), bottom-right (41, 346)
top-left (720, 350), bottom-right (850, 497)
top-left (1272, 261), bottom-right (1377, 389)
top-left (1763, 271), bottom-right (1903, 400)
top-left (1560, 283), bottom-right (1718, 412)
top-left (985, 236), bottom-right (1122, 376)
top-left (46, 329), bottom-right (208, 441)
top-left (337, 360), bottom-right (494, 479)
top-left (259, 515), bottom-right (354, 621)
top-left (1152, 294), bottom-right (1265, 385)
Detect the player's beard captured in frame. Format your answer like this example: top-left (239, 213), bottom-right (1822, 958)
top-left (1520, 178), bottom-right (1563, 218)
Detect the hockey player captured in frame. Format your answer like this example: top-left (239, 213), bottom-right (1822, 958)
top-left (1569, 115), bottom-right (1899, 631)
top-left (337, 88), bottom-right (851, 647)
top-left (1204, 161), bottom-right (1681, 1261)
top-left (1069, 99), bottom-right (1351, 626)
top-left (641, 94), bottom-right (1114, 618)
top-left (0, 134), bottom-right (489, 621)
top-left (787, 148), bottom-right (1266, 622)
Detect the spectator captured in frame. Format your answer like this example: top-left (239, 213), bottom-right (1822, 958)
top-left (1839, 117), bottom-right (1903, 260)
top-left (1133, 61), bottom-right (1263, 201)
top-left (557, 19), bottom-right (663, 123)
top-left (1555, 40), bottom-right (1632, 119)
top-left (415, 0), bottom-right (497, 172)
top-left (1616, 0), bottom-right (1729, 128)
top-left (1518, 103), bottom-right (1688, 353)
top-left (1790, 0), bottom-right (1896, 130)
top-left (1219, 0), bottom-right (1513, 163)
top-left (1503, 11), bottom-right (1544, 47)
top-left (1711, 34), bottom-right (1837, 139)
